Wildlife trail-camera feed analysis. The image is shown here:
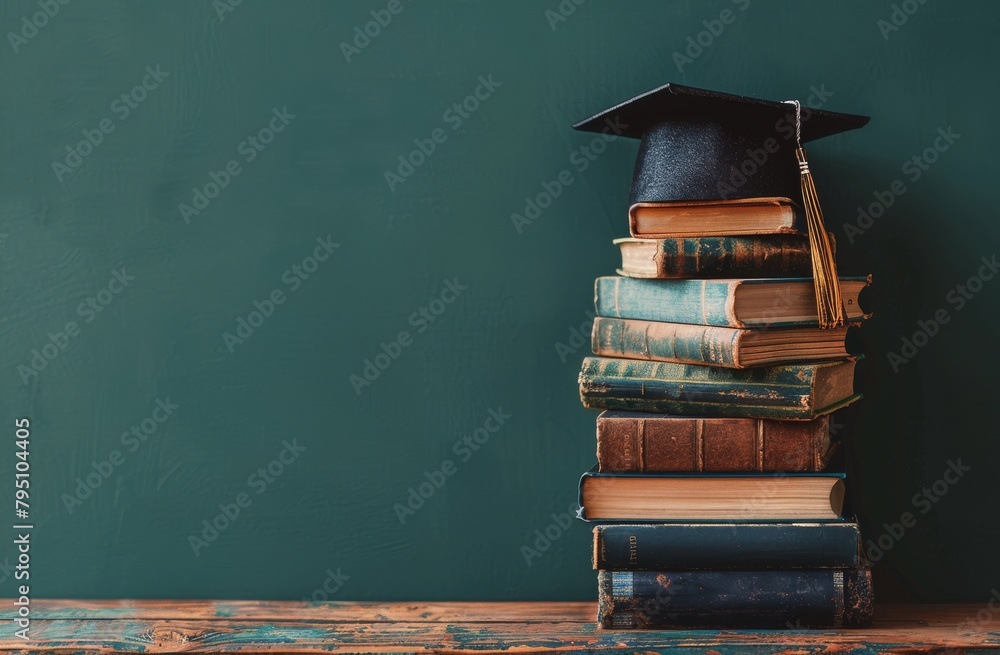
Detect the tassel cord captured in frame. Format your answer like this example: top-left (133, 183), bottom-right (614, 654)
top-left (785, 101), bottom-right (845, 329)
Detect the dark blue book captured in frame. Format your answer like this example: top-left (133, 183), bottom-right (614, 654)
top-left (598, 569), bottom-right (874, 628)
top-left (594, 523), bottom-right (861, 570)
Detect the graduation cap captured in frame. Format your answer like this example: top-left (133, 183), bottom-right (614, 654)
top-left (574, 83), bottom-right (870, 328)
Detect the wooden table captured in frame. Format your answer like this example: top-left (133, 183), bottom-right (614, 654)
top-left (0, 601), bottom-right (998, 653)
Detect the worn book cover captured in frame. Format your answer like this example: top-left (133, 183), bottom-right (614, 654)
top-left (596, 411), bottom-right (835, 472)
top-left (591, 318), bottom-right (851, 368)
top-left (579, 357), bottom-right (859, 420)
top-left (594, 276), bottom-right (870, 328)
top-left (597, 569), bottom-right (874, 628)
top-left (615, 233), bottom-right (830, 279)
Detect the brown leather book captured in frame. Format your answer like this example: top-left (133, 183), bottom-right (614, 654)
top-left (628, 197), bottom-right (800, 238)
top-left (596, 411), bottom-right (835, 473)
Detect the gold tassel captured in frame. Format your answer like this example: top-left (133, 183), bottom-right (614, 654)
top-left (786, 101), bottom-right (844, 329)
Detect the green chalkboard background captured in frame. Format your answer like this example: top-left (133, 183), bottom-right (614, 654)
top-left (1, 0), bottom-right (998, 602)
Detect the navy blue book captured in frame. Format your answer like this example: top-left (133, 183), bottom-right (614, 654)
top-left (598, 569), bottom-right (874, 628)
top-left (594, 523), bottom-right (861, 570)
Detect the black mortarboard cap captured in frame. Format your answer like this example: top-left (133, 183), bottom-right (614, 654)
top-left (573, 83), bottom-right (869, 207)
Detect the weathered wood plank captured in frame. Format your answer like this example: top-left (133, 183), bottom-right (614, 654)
top-left (0, 600), bottom-right (596, 623)
top-left (0, 602), bottom-right (996, 654)
top-left (3, 619), bottom-right (1000, 654)
top-left (4, 600), bottom-right (991, 624)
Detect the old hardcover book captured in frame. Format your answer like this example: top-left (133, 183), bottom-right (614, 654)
top-left (596, 411), bottom-right (835, 473)
top-left (579, 357), bottom-right (859, 420)
top-left (591, 318), bottom-right (851, 368)
top-left (578, 471), bottom-right (845, 521)
top-left (597, 568), bottom-right (874, 628)
top-left (627, 197), bottom-right (802, 238)
top-left (594, 276), bottom-right (870, 328)
top-left (615, 234), bottom-right (830, 279)
top-left (593, 523), bottom-right (862, 570)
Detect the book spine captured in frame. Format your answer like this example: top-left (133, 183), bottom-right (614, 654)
top-left (591, 318), bottom-right (741, 367)
top-left (593, 523), bottom-right (861, 570)
top-left (654, 235), bottom-right (816, 278)
top-left (595, 277), bottom-right (739, 327)
top-left (579, 357), bottom-right (827, 420)
top-left (596, 414), bottom-right (831, 472)
top-left (844, 567), bottom-right (875, 627)
top-left (597, 570), bottom-right (869, 628)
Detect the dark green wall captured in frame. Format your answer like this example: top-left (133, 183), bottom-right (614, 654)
top-left (1, 0), bottom-right (997, 602)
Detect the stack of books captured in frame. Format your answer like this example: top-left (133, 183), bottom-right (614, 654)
top-left (571, 84), bottom-right (876, 629)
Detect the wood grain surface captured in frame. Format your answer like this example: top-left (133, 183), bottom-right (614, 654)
top-left (1, 601), bottom-right (998, 653)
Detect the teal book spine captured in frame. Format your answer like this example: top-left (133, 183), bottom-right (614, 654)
top-left (578, 356), bottom-right (859, 419)
top-left (595, 277), bottom-right (739, 327)
top-left (594, 276), bottom-right (869, 328)
top-left (592, 317), bottom-right (740, 367)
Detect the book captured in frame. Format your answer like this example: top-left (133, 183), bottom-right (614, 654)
top-left (592, 317), bottom-right (851, 368)
top-left (627, 197), bottom-right (801, 238)
top-left (597, 569), bottom-right (874, 628)
top-left (579, 357), bottom-right (859, 420)
top-left (593, 522), bottom-right (862, 570)
top-left (594, 276), bottom-right (870, 328)
top-left (578, 471), bottom-right (845, 521)
top-left (596, 411), bottom-right (835, 473)
top-left (615, 234), bottom-right (826, 279)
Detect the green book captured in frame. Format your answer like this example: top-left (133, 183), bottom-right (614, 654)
top-left (578, 356), bottom-right (859, 419)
